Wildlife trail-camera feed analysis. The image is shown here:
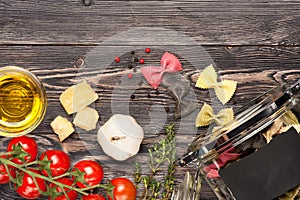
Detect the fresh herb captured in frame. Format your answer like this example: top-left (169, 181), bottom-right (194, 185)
top-left (135, 124), bottom-right (177, 200)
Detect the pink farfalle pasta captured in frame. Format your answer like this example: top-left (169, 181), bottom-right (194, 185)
top-left (203, 148), bottom-right (241, 179)
top-left (141, 52), bottom-right (182, 89)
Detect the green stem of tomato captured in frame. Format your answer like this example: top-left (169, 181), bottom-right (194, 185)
top-left (81, 183), bottom-right (114, 191)
top-left (0, 152), bottom-right (14, 157)
top-left (0, 157), bottom-right (90, 196)
top-left (3, 163), bottom-right (17, 184)
top-left (52, 172), bottom-right (71, 180)
top-left (23, 160), bottom-right (48, 167)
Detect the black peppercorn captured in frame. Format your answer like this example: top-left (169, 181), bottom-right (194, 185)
top-left (165, 107), bottom-right (170, 112)
top-left (128, 64), bottom-right (133, 69)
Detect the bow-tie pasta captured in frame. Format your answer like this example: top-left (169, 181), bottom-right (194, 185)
top-left (195, 103), bottom-right (234, 128)
top-left (196, 64), bottom-right (237, 105)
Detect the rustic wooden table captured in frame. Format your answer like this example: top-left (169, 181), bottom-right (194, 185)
top-left (0, 1), bottom-right (300, 199)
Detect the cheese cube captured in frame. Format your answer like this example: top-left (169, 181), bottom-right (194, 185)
top-left (50, 116), bottom-right (75, 142)
top-left (73, 107), bottom-right (99, 131)
top-left (60, 81), bottom-right (98, 114)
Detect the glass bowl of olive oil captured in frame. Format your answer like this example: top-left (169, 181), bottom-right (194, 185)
top-left (0, 66), bottom-right (47, 137)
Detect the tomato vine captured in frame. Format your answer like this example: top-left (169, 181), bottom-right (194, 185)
top-left (0, 135), bottom-right (137, 200)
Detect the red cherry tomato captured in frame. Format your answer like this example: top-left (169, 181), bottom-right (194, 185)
top-left (0, 164), bottom-right (10, 184)
top-left (0, 163), bottom-right (16, 184)
top-left (82, 194), bottom-right (106, 200)
top-left (48, 177), bottom-right (77, 200)
top-left (73, 160), bottom-right (103, 188)
top-left (7, 135), bottom-right (38, 164)
top-left (0, 155), bottom-right (16, 184)
top-left (16, 168), bottom-right (46, 199)
top-left (110, 177), bottom-right (136, 200)
top-left (40, 150), bottom-right (71, 177)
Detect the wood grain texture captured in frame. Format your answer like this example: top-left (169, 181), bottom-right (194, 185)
top-left (0, 0), bottom-right (300, 199)
top-left (0, 0), bottom-right (299, 45)
top-left (0, 45), bottom-right (299, 199)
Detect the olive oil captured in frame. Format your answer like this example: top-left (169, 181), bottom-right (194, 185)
top-left (0, 66), bottom-right (47, 136)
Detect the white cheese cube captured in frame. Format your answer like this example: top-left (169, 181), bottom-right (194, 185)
top-left (73, 107), bottom-right (99, 131)
top-left (50, 116), bottom-right (75, 142)
top-left (60, 81), bottom-right (98, 114)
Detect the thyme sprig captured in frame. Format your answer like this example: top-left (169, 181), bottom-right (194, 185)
top-left (135, 124), bottom-right (177, 200)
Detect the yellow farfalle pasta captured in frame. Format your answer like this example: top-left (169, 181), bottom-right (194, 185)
top-left (278, 185), bottom-right (300, 200)
top-left (196, 64), bottom-right (218, 89)
top-left (196, 64), bottom-right (237, 105)
top-left (262, 119), bottom-right (283, 143)
top-left (195, 103), bottom-right (234, 127)
top-left (262, 111), bottom-right (300, 143)
top-left (279, 124), bottom-right (300, 134)
top-left (281, 110), bottom-right (299, 125)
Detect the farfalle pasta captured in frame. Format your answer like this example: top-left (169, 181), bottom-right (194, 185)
top-left (260, 111), bottom-right (300, 199)
top-left (141, 52), bottom-right (182, 89)
top-left (195, 103), bottom-right (234, 127)
top-left (281, 110), bottom-right (299, 125)
top-left (279, 124), bottom-right (300, 134)
top-left (263, 110), bottom-right (300, 143)
top-left (196, 64), bottom-right (237, 105)
top-left (262, 119), bottom-right (283, 143)
top-left (279, 185), bottom-right (300, 200)
top-left (204, 148), bottom-right (241, 179)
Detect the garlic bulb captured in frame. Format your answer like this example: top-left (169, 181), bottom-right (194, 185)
top-left (97, 114), bottom-right (144, 161)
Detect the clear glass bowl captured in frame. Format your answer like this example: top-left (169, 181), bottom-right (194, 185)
top-left (0, 66), bottom-right (47, 137)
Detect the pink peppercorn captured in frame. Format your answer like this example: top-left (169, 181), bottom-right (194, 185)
top-left (139, 58), bottom-right (145, 64)
top-left (115, 57), bottom-right (120, 63)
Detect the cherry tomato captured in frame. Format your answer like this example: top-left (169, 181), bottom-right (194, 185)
top-left (0, 163), bottom-right (16, 184)
top-left (7, 135), bottom-right (38, 164)
top-left (82, 194), bottom-right (106, 200)
top-left (109, 178), bottom-right (136, 200)
top-left (48, 177), bottom-right (77, 200)
top-left (0, 164), bottom-right (10, 184)
top-left (40, 150), bottom-right (71, 177)
top-left (0, 155), bottom-right (16, 184)
top-left (73, 160), bottom-right (103, 188)
top-left (16, 168), bottom-right (46, 199)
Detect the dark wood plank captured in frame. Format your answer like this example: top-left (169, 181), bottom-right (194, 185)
top-left (0, 45), bottom-right (299, 144)
top-left (0, 0), bottom-right (300, 45)
top-left (1, 1), bottom-right (299, 199)
top-left (0, 45), bottom-right (299, 199)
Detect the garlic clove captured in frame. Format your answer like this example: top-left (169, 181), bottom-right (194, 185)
top-left (97, 114), bottom-right (144, 161)
top-left (112, 114), bottom-right (144, 139)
